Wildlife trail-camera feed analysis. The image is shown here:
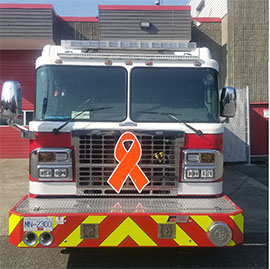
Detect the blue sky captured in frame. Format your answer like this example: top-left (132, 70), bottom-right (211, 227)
top-left (1, 0), bottom-right (189, 16)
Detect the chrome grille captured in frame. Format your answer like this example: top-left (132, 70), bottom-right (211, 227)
top-left (71, 130), bottom-right (184, 196)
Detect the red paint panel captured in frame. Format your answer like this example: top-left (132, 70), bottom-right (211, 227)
top-left (250, 103), bottom-right (268, 155)
top-left (179, 220), bottom-right (209, 246)
top-left (29, 132), bottom-right (71, 151)
top-left (184, 133), bottom-right (223, 151)
top-left (98, 5), bottom-right (191, 11)
top-left (59, 16), bottom-right (99, 22)
top-left (79, 215), bottom-right (126, 247)
top-left (191, 17), bottom-right (221, 23)
top-left (50, 216), bottom-right (87, 247)
top-left (118, 236), bottom-right (139, 247)
top-left (0, 127), bottom-right (29, 158)
top-left (9, 219), bottom-right (24, 246)
top-left (131, 215), bottom-right (178, 247)
top-left (210, 215), bottom-right (243, 245)
top-left (0, 3), bottom-right (53, 9)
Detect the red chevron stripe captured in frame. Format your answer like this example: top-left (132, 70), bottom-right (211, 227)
top-left (177, 220), bottom-right (209, 246)
top-left (118, 236), bottom-right (139, 247)
top-left (79, 215), bottom-right (126, 247)
top-left (131, 215), bottom-right (178, 247)
top-left (9, 219), bottom-right (24, 246)
top-left (210, 215), bottom-right (243, 244)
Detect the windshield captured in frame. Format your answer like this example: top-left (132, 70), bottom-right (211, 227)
top-left (130, 67), bottom-right (219, 122)
top-left (35, 66), bottom-right (127, 121)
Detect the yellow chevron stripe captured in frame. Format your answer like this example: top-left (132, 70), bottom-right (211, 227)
top-left (190, 215), bottom-right (213, 232)
top-left (191, 215), bottom-right (236, 246)
top-left (174, 226), bottom-right (197, 246)
top-left (59, 215), bottom-right (106, 247)
top-left (230, 213), bottom-right (244, 233)
top-left (100, 217), bottom-right (157, 246)
top-left (226, 240), bottom-right (236, 246)
top-left (151, 215), bottom-right (197, 246)
top-left (9, 214), bottom-right (23, 235)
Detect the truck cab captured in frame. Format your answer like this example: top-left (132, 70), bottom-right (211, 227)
top-left (2, 40), bottom-right (242, 248)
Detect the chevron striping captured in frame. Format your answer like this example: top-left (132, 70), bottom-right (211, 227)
top-left (59, 215), bottom-right (107, 247)
top-left (151, 215), bottom-right (197, 246)
top-left (230, 213), bottom-right (244, 233)
top-left (9, 214), bottom-right (23, 236)
top-left (190, 215), bottom-right (213, 232)
top-left (100, 217), bottom-right (157, 246)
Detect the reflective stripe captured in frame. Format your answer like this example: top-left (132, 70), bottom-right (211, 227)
top-left (191, 215), bottom-right (236, 246)
top-left (9, 214), bottom-right (23, 235)
top-left (151, 215), bottom-right (197, 246)
top-left (59, 216), bottom-right (106, 247)
top-left (230, 213), bottom-right (244, 233)
top-left (100, 217), bottom-right (157, 246)
top-left (226, 240), bottom-right (236, 246)
top-left (190, 215), bottom-right (213, 232)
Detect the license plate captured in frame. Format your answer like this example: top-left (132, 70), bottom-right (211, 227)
top-left (23, 217), bottom-right (53, 232)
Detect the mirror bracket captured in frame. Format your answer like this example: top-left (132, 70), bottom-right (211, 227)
top-left (7, 120), bottom-right (36, 140)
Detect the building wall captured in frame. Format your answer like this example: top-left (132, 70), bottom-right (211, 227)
top-left (0, 50), bottom-right (41, 158)
top-left (227, 0), bottom-right (268, 103)
top-left (191, 20), bottom-right (225, 86)
top-left (0, 50), bottom-right (41, 110)
top-left (56, 18), bottom-right (99, 43)
top-left (0, 5), bottom-right (54, 40)
top-left (99, 6), bottom-right (191, 41)
top-left (188, 0), bottom-right (227, 18)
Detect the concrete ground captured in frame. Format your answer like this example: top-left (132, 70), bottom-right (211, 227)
top-left (0, 158), bottom-right (268, 269)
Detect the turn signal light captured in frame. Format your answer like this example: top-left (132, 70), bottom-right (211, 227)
top-left (200, 153), bottom-right (215, 163)
top-left (39, 152), bottom-right (55, 162)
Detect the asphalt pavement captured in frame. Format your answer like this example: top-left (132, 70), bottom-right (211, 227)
top-left (0, 158), bottom-right (268, 269)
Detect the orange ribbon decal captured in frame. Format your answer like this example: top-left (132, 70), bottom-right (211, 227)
top-left (107, 131), bottom-right (150, 193)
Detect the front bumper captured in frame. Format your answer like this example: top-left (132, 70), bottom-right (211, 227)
top-left (9, 195), bottom-right (243, 248)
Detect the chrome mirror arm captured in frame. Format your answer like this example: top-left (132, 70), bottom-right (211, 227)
top-left (7, 119), bottom-right (36, 140)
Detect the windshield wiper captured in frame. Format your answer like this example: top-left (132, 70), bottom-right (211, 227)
top-left (52, 106), bottom-right (113, 135)
top-left (142, 111), bottom-right (203, 136)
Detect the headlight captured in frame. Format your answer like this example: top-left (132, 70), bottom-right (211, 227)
top-left (182, 149), bottom-right (222, 182)
top-left (31, 148), bottom-right (73, 181)
top-left (39, 168), bottom-right (53, 178)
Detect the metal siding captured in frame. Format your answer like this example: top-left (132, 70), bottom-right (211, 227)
top-left (0, 8), bottom-right (53, 38)
top-left (58, 20), bottom-right (99, 41)
top-left (99, 10), bottom-right (191, 41)
top-left (0, 50), bottom-right (40, 110)
top-left (0, 50), bottom-right (40, 158)
top-left (0, 127), bottom-right (29, 158)
top-left (189, 0), bottom-right (227, 18)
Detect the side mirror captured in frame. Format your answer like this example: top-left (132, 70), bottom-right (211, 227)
top-left (220, 87), bottom-right (236, 118)
top-left (1, 81), bottom-right (22, 121)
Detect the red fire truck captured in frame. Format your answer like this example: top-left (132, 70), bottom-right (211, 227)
top-left (1, 40), bottom-right (243, 248)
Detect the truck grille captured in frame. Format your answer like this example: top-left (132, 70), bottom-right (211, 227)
top-left (71, 130), bottom-right (184, 196)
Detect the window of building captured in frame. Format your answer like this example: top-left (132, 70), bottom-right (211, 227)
top-left (196, 0), bottom-right (205, 16)
top-left (0, 110), bottom-right (33, 126)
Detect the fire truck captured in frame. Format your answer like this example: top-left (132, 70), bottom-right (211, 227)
top-left (1, 40), bottom-right (243, 248)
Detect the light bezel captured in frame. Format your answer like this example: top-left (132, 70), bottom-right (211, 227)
top-left (182, 149), bottom-right (223, 182)
top-left (184, 167), bottom-right (215, 181)
top-left (30, 148), bottom-right (73, 181)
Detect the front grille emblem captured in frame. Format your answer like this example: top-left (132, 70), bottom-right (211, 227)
top-left (154, 151), bottom-right (167, 163)
top-left (107, 131), bottom-right (150, 193)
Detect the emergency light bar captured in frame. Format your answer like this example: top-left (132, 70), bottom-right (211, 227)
top-left (61, 40), bottom-right (197, 51)
top-left (57, 52), bottom-right (200, 61)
